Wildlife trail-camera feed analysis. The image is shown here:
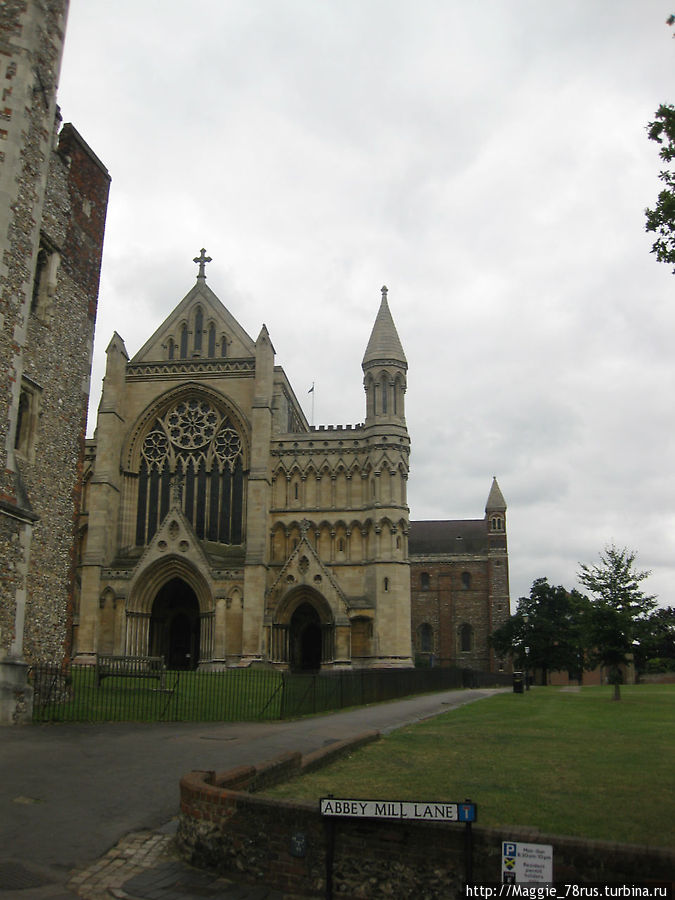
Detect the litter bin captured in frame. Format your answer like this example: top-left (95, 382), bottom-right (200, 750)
top-left (513, 671), bottom-right (524, 693)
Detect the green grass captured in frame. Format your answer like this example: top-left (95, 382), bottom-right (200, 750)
top-left (264, 685), bottom-right (675, 848)
top-left (31, 666), bottom-right (285, 722)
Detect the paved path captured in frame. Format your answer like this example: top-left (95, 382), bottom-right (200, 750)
top-left (0, 688), bottom-right (505, 899)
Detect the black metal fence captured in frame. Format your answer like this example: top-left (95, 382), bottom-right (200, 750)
top-left (28, 662), bottom-right (511, 724)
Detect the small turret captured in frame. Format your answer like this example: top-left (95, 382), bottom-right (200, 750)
top-left (485, 476), bottom-right (507, 535)
top-left (362, 286), bottom-right (407, 425)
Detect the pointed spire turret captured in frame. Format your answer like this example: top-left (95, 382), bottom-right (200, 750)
top-left (362, 286), bottom-right (407, 426)
top-left (485, 476), bottom-right (507, 513)
top-left (486, 476), bottom-right (507, 538)
top-left (362, 286), bottom-right (407, 370)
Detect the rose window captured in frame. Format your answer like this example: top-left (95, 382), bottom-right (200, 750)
top-left (166, 399), bottom-right (219, 449)
top-left (136, 396), bottom-right (245, 548)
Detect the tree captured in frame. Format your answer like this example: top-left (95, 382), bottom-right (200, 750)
top-left (645, 17), bottom-right (675, 271)
top-left (645, 104), bottom-right (675, 271)
top-left (577, 546), bottom-right (657, 699)
top-left (634, 606), bottom-right (675, 673)
top-left (490, 577), bottom-right (591, 684)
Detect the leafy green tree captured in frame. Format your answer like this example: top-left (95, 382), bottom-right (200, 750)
top-left (634, 606), bottom-right (675, 673)
top-left (645, 18), bottom-right (675, 270)
top-left (645, 103), bottom-right (675, 271)
top-left (491, 578), bottom-right (591, 684)
top-left (577, 546), bottom-right (657, 699)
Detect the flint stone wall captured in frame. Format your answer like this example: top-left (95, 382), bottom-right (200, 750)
top-left (178, 733), bottom-right (675, 898)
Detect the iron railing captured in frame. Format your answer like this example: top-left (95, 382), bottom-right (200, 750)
top-left (28, 663), bottom-right (511, 724)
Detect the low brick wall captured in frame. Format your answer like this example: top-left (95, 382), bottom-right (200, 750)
top-left (178, 733), bottom-right (675, 898)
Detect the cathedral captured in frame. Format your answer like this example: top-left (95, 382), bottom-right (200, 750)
top-left (75, 255), bottom-right (510, 671)
top-left (0, 4), bottom-right (508, 726)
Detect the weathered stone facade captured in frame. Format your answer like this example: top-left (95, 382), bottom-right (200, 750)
top-left (0, 0), bottom-right (110, 721)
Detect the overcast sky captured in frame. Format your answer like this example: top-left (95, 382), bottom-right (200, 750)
top-left (57, 1), bottom-right (674, 610)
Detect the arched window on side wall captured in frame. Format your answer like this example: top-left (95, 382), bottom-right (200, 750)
top-left (420, 571), bottom-right (430, 591)
top-left (461, 571), bottom-right (471, 590)
top-left (419, 623), bottom-right (433, 653)
top-left (460, 623), bottom-right (473, 653)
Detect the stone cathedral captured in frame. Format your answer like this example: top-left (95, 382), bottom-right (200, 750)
top-left (75, 255), bottom-right (510, 671)
top-left (76, 257), bottom-right (413, 670)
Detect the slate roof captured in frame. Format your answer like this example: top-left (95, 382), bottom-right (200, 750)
top-left (408, 519), bottom-right (487, 555)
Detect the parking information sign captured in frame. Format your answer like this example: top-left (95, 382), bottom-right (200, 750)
top-left (502, 841), bottom-right (553, 883)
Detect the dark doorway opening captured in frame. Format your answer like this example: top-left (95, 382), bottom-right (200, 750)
top-left (149, 578), bottom-right (200, 669)
top-left (290, 602), bottom-right (322, 672)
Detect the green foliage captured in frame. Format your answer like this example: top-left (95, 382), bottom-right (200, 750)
top-left (490, 577), bottom-right (591, 680)
top-left (645, 103), bottom-right (675, 271)
top-left (636, 605), bottom-right (675, 672)
top-left (578, 546), bottom-right (656, 696)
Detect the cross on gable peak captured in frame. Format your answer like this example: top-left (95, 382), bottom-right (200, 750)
top-left (193, 248), bottom-right (212, 280)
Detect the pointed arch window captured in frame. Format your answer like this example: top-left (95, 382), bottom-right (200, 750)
top-left (167, 338), bottom-right (175, 360)
top-left (208, 323), bottom-right (216, 357)
top-left (194, 307), bottom-right (203, 354)
top-left (221, 336), bottom-right (228, 358)
top-left (180, 324), bottom-right (188, 359)
top-left (460, 624), bottom-right (473, 653)
top-left (135, 397), bottom-right (245, 547)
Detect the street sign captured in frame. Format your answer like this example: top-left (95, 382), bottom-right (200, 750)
top-left (319, 798), bottom-right (476, 822)
top-left (502, 841), bottom-right (553, 884)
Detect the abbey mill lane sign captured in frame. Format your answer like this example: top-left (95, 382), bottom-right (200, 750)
top-left (319, 798), bottom-right (477, 822)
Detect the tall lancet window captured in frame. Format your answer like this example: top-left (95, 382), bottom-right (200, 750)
top-left (194, 306), bottom-right (203, 354)
top-left (135, 397), bottom-right (245, 546)
top-left (208, 323), bottom-right (216, 357)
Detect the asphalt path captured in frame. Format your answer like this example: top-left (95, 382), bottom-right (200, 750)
top-left (0, 687), bottom-right (504, 893)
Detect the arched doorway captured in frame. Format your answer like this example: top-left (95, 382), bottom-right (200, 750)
top-left (149, 578), bottom-right (200, 669)
top-left (290, 602), bottom-right (323, 672)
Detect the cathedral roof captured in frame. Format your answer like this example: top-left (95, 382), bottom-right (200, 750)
top-left (130, 276), bottom-right (255, 363)
top-left (408, 520), bottom-right (488, 555)
top-left (362, 286), bottom-right (407, 369)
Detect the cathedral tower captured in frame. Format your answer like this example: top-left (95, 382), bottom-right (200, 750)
top-left (360, 287), bottom-right (412, 665)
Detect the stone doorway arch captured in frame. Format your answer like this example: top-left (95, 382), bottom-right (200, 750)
top-left (290, 603), bottom-right (322, 671)
top-left (149, 578), bottom-right (201, 669)
top-left (126, 557), bottom-right (214, 665)
top-left (270, 586), bottom-right (335, 670)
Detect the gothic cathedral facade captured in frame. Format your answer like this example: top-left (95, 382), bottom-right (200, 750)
top-left (76, 264), bottom-right (414, 669)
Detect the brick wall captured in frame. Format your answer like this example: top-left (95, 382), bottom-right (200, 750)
top-left (411, 559), bottom-right (494, 669)
top-left (178, 737), bottom-right (675, 898)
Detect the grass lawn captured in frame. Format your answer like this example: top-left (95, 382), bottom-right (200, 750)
top-left (264, 685), bottom-right (675, 848)
top-left (32, 666), bottom-right (285, 722)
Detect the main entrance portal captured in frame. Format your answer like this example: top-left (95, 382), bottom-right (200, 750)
top-left (149, 578), bottom-right (200, 669)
